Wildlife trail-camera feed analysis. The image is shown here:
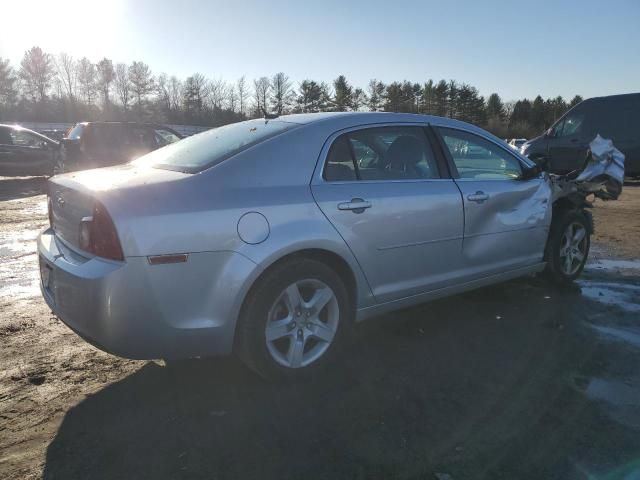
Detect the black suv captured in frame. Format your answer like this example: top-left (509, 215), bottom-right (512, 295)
top-left (521, 93), bottom-right (640, 177)
top-left (60, 122), bottom-right (183, 172)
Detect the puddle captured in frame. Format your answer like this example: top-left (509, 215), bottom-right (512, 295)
top-left (587, 258), bottom-right (640, 271)
top-left (0, 229), bottom-right (39, 257)
top-left (0, 252), bottom-right (40, 299)
top-left (590, 325), bottom-right (640, 349)
top-left (578, 281), bottom-right (640, 313)
top-left (586, 377), bottom-right (640, 429)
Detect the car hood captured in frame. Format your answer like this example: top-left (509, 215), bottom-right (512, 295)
top-left (521, 135), bottom-right (543, 152)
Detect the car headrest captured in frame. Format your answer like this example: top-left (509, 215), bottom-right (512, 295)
top-left (386, 136), bottom-right (423, 170)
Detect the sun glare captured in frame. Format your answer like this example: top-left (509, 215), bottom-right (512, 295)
top-left (1, 0), bottom-right (126, 61)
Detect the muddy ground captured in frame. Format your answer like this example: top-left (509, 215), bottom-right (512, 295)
top-left (0, 176), bottom-right (639, 480)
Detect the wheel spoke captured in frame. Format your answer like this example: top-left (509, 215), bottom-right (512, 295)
top-left (284, 283), bottom-right (302, 311)
top-left (564, 253), bottom-right (573, 273)
top-left (306, 287), bottom-right (334, 315)
top-left (266, 317), bottom-right (292, 341)
top-left (574, 251), bottom-right (585, 262)
top-left (308, 319), bottom-right (335, 343)
top-left (287, 336), bottom-right (305, 368)
top-left (572, 227), bottom-right (586, 245)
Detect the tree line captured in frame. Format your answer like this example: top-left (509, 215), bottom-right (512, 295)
top-left (0, 46), bottom-right (584, 138)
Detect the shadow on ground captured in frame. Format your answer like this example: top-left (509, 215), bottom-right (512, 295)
top-left (43, 272), bottom-right (640, 480)
top-left (0, 177), bottom-right (47, 201)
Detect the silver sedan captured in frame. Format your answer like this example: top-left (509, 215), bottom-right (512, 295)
top-left (37, 112), bottom-right (591, 379)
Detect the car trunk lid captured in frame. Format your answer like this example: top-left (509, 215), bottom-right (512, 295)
top-left (48, 163), bottom-right (190, 253)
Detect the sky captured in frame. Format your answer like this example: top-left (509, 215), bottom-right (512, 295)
top-left (1, 0), bottom-right (639, 101)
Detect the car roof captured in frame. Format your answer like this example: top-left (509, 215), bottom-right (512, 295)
top-left (74, 121), bottom-right (176, 128)
top-left (0, 124), bottom-right (58, 143)
top-left (279, 111), bottom-right (458, 126)
top-left (277, 111), bottom-right (508, 145)
top-left (582, 92), bottom-right (640, 104)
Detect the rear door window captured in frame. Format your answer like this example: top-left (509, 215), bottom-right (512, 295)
top-left (323, 136), bottom-right (358, 181)
top-left (323, 126), bottom-right (440, 182)
top-left (10, 129), bottom-right (42, 147)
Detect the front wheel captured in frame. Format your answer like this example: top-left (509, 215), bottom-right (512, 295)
top-left (545, 210), bottom-right (591, 282)
top-left (236, 258), bottom-right (351, 381)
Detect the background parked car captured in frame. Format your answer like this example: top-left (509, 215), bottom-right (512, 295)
top-left (521, 93), bottom-right (640, 176)
top-left (38, 129), bottom-right (66, 142)
top-left (59, 122), bottom-right (183, 172)
top-left (0, 124), bottom-right (59, 176)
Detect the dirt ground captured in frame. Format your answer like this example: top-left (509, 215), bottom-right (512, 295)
top-left (0, 176), bottom-right (639, 480)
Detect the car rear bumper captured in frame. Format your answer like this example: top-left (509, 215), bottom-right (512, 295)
top-left (37, 228), bottom-right (259, 359)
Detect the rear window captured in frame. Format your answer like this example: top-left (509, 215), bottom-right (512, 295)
top-left (134, 119), bottom-right (297, 173)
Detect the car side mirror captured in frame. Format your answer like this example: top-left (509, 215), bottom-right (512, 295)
top-left (520, 157), bottom-right (548, 180)
top-left (534, 156), bottom-right (549, 171)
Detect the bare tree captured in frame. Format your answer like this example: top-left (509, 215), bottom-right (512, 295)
top-left (76, 57), bottom-right (97, 105)
top-left (168, 76), bottom-right (182, 112)
top-left (156, 73), bottom-right (171, 113)
top-left (114, 63), bottom-right (131, 112)
top-left (270, 72), bottom-right (293, 115)
top-left (227, 85), bottom-right (238, 112)
top-left (0, 58), bottom-right (18, 109)
top-left (55, 53), bottom-right (77, 101)
top-left (19, 46), bottom-right (55, 103)
top-left (237, 76), bottom-right (248, 117)
top-left (253, 76), bottom-right (271, 115)
top-left (96, 58), bottom-right (115, 108)
top-left (128, 61), bottom-right (154, 118)
top-left (207, 78), bottom-right (227, 111)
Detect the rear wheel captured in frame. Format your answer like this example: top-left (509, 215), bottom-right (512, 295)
top-left (545, 210), bottom-right (590, 282)
top-left (236, 258), bottom-right (351, 381)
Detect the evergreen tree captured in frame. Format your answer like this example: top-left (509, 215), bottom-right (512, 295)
top-left (486, 93), bottom-right (505, 120)
top-left (333, 75), bottom-right (352, 111)
top-left (569, 95), bottom-right (583, 108)
top-left (366, 79), bottom-right (385, 111)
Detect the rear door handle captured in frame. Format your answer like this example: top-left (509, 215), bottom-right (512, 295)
top-left (338, 198), bottom-right (371, 213)
top-left (467, 191), bottom-right (489, 203)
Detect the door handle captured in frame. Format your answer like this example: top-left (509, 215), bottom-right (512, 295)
top-left (467, 191), bottom-right (489, 203)
top-left (337, 198), bottom-right (371, 213)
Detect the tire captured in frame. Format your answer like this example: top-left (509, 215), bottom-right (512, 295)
top-left (236, 258), bottom-right (352, 381)
top-left (545, 209), bottom-right (591, 283)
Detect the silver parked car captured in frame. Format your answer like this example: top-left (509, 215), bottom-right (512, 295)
top-left (38, 113), bottom-right (592, 379)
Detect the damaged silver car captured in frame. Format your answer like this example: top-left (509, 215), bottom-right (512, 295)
top-left (37, 113), bottom-right (624, 380)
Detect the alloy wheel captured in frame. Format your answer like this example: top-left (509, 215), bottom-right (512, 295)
top-left (265, 279), bottom-right (339, 368)
top-left (559, 222), bottom-right (588, 276)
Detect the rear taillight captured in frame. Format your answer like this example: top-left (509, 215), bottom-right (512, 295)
top-left (78, 202), bottom-right (124, 261)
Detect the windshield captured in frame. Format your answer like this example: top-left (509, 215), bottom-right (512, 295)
top-left (66, 123), bottom-right (85, 140)
top-left (134, 119), bottom-right (297, 173)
